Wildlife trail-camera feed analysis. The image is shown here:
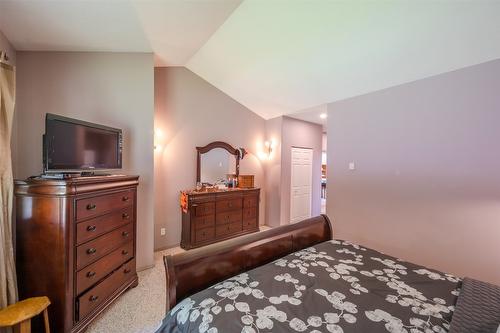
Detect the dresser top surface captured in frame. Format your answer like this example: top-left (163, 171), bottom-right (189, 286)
top-left (14, 175), bottom-right (139, 196)
top-left (15, 174), bottom-right (139, 186)
top-left (181, 187), bottom-right (260, 196)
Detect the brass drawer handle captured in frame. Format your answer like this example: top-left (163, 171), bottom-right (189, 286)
top-left (87, 248), bottom-right (97, 255)
top-left (122, 250), bottom-right (129, 255)
top-left (86, 204), bottom-right (96, 210)
top-left (124, 268), bottom-right (131, 274)
top-left (122, 231), bottom-right (130, 237)
top-left (86, 225), bottom-right (97, 232)
top-left (89, 295), bottom-right (99, 302)
top-left (122, 196), bottom-right (130, 202)
top-left (122, 213), bottom-right (130, 220)
top-left (86, 271), bottom-right (96, 278)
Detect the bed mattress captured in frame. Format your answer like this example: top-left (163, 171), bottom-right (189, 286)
top-left (157, 239), bottom-right (467, 333)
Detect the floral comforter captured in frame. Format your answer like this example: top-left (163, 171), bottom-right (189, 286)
top-left (157, 240), bottom-right (461, 333)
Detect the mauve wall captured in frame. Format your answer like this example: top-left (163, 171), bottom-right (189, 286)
top-left (15, 52), bottom-right (155, 270)
top-left (154, 67), bottom-right (266, 249)
top-left (264, 117), bottom-right (282, 227)
top-left (327, 59), bottom-right (500, 285)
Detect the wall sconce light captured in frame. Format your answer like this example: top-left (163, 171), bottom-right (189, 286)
top-left (154, 129), bottom-right (164, 151)
top-left (263, 140), bottom-right (275, 160)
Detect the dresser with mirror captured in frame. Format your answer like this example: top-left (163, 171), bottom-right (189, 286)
top-left (180, 141), bottom-right (260, 249)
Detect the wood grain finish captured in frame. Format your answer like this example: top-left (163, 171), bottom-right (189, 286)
top-left (243, 207), bottom-right (257, 220)
top-left (180, 188), bottom-right (260, 249)
top-left (15, 175), bottom-right (139, 333)
top-left (194, 202), bottom-right (215, 217)
top-left (76, 189), bottom-right (133, 221)
top-left (165, 215), bottom-right (333, 311)
top-left (76, 241), bottom-right (134, 295)
top-left (193, 215), bottom-right (215, 230)
top-left (242, 218), bottom-right (257, 230)
top-left (76, 206), bottom-right (133, 245)
top-left (78, 259), bottom-right (136, 319)
top-left (215, 221), bottom-right (242, 237)
top-left (216, 210), bottom-right (242, 225)
top-left (76, 223), bottom-right (133, 270)
top-left (216, 198), bottom-right (242, 212)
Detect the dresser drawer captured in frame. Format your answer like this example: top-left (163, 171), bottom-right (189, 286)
top-left (76, 224), bottom-right (133, 270)
top-left (216, 221), bottom-right (242, 238)
top-left (193, 215), bottom-right (215, 230)
top-left (216, 210), bottom-right (242, 225)
top-left (243, 207), bottom-right (257, 221)
top-left (76, 241), bottom-right (133, 295)
top-left (195, 227), bottom-right (215, 243)
top-left (242, 218), bottom-right (258, 230)
top-left (76, 190), bottom-right (134, 221)
top-left (193, 202), bottom-right (215, 217)
top-left (216, 198), bottom-right (242, 212)
top-left (243, 196), bottom-right (258, 208)
top-left (76, 206), bottom-right (134, 245)
top-left (78, 258), bottom-right (136, 320)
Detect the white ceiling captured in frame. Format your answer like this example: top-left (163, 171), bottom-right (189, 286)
top-left (1, 1), bottom-right (500, 119)
top-left (0, 0), bottom-right (242, 66)
top-left (288, 104), bottom-right (328, 130)
top-left (187, 0), bottom-right (500, 119)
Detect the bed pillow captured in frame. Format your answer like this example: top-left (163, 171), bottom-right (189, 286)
top-left (449, 277), bottom-right (500, 333)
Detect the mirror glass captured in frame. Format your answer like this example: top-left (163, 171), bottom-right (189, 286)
top-left (200, 148), bottom-right (236, 185)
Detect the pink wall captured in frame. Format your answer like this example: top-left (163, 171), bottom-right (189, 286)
top-left (154, 67), bottom-right (266, 249)
top-left (327, 59), bottom-right (500, 285)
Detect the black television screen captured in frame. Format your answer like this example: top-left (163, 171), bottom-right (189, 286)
top-left (44, 114), bottom-right (122, 172)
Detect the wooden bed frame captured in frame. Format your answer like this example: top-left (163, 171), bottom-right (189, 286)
top-left (163, 215), bottom-right (333, 312)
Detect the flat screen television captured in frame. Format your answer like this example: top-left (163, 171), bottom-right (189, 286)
top-left (43, 113), bottom-right (122, 173)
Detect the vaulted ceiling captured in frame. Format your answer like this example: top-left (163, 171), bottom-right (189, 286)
top-left (1, 0), bottom-right (500, 120)
top-left (0, 0), bottom-right (242, 66)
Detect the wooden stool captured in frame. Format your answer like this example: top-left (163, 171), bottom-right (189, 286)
top-left (0, 297), bottom-right (50, 333)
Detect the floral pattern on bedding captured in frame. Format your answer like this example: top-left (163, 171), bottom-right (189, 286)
top-left (157, 240), bottom-right (461, 333)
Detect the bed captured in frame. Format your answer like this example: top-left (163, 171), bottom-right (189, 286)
top-left (158, 215), bottom-right (500, 333)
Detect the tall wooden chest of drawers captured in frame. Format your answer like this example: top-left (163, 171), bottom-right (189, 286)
top-left (14, 175), bottom-right (139, 333)
top-left (180, 188), bottom-right (260, 249)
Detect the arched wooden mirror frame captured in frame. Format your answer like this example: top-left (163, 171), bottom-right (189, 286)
top-left (196, 141), bottom-right (246, 183)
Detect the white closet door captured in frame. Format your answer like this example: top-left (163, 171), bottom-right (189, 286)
top-left (290, 147), bottom-right (313, 223)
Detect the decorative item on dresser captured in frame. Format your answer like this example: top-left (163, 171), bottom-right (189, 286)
top-left (14, 175), bottom-right (139, 333)
top-left (180, 141), bottom-right (260, 250)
